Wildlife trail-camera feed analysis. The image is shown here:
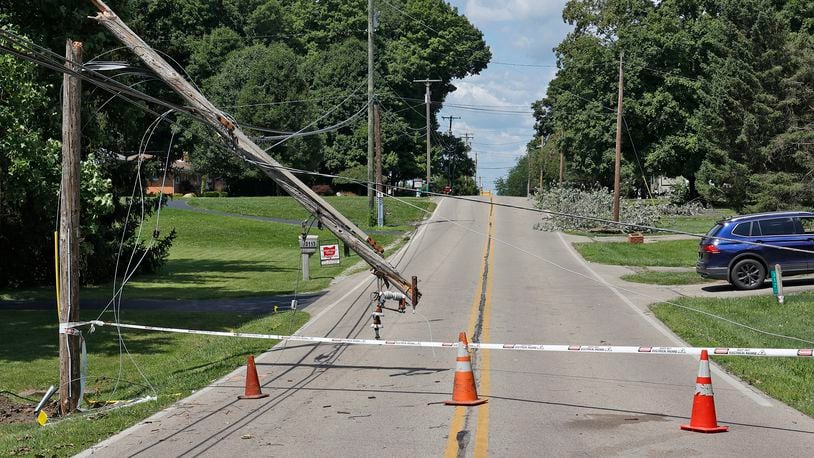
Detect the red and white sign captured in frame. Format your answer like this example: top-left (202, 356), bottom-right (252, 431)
top-left (320, 244), bottom-right (340, 265)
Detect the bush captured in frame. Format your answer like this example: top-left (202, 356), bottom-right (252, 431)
top-left (202, 191), bottom-right (220, 197)
top-left (218, 191), bottom-right (229, 198)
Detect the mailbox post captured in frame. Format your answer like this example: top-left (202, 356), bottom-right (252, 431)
top-left (299, 234), bottom-right (319, 280)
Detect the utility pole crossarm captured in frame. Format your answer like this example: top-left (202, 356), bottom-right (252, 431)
top-left (88, 0), bottom-right (420, 305)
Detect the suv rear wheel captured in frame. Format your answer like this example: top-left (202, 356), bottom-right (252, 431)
top-left (730, 259), bottom-right (766, 290)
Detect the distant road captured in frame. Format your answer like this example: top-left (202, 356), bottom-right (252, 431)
top-left (81, 196), bottom-right (814, 456)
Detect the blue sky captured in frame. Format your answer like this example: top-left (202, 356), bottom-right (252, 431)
top-left (439, 0), bottom-right (573, 191)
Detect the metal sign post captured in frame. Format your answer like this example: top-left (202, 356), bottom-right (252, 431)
top-left (770, 264), bottom-right (784, 304)
top-left (376, 192), bottom-right (384, 227)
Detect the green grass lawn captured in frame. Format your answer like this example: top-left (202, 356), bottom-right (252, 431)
top-left (186, 196), bottom-right (436, 231)
top-left (621, 270), bottom-right (716, 285)
top-left (0, 309), bottom-right (308, 456)
top-left (574, 239), bottom-right (699, 267)
top-left (655, 210), bottom-right (735, 235)
top-left (651, 293), bottom-right (814, 417)
top-left (3, 196), bottom-right (435, 302)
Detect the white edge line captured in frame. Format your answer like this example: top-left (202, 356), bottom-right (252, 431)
top-left (557, 231), bottom-right (773, 408)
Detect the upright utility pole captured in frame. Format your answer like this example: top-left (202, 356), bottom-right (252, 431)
top-left (441, 115), bottom-right (460, 134)
top-left (367, 0), bottom-right (375, 210)
top-left (462, 132), bottom-right (474, 181)
top-left (539, 139), bottom-right (545, 190)
top-left (612, 51), bottom-right (624, 222)
top-left (59, 39), bottom-right (82, 414)
top-left (526, 151), bottom-right (532, 197)
top-left (374, 102), bottom-right (384, 226)
top-left (559, 151), bottom-right (564, 185)
top-left (414, 78), bottom-right (441, 194)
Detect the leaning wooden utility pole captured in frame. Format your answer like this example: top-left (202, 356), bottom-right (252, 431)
top-left (59, 39), bottom-right (83, 414)
top-left (612, 51), bottom-right (624, 222)
top-left (88, 0), bottom-right (420, 305)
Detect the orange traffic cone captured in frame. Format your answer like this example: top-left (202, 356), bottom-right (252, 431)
top-left (681, 350), bottom-right (728, 433)
top-left (445, 332), bottom-right (487, 406)
top-left (238, 355), bottom-right (269, 400)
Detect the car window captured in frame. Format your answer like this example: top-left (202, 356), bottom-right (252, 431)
top-left (706, 224), bottom-right (723, 237)
top-left (799, 217), bottom-right (814, 234)
top-left (759, 218), bottom-right (796, 236)
top-left (732, 222), bottom-right (751, 236)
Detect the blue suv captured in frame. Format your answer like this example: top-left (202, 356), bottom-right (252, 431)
top-left (696, 211), bottom-right (814, 290)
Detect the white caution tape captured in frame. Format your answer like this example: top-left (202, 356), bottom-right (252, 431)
top-left (60, 321), bottom-right (814, 358)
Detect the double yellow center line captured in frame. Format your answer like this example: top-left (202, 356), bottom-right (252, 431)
top-left (444, 197), bottom-right (495, 457)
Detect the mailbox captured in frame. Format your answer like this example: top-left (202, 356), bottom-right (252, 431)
top-left (299, 234), bottom-right (319, 254)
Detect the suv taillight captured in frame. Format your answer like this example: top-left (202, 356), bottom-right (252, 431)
top-left (702, 244), bottom-right (720, 254)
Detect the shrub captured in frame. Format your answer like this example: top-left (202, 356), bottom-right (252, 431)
top-left (202, 191), bottom-right (220, 197)
top-left (218, 191), bottom-right (229, 198)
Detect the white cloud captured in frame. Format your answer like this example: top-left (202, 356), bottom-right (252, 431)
top-left (438, 0), bottom-right (572, 190)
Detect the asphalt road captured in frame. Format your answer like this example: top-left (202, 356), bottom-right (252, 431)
top-left (80, 196), bottom-right (814, 457)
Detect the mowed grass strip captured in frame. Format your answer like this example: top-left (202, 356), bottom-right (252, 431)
top-left (94, 208), bottom-right (390, 300)
top-left (651, 294), bottom-right (814, 417)
top-left (621, 270), bottom-right (716, 285)
top-left (655, 210), bottom-right (735, 235)
top-left (574, 239), bottom-right (699, 267)
top-left (186, 196), bottom-right (436, 231)
top-left (9, 208), bottom-right (399, 301)
top-left (0, 309), bottom-right (308, 457)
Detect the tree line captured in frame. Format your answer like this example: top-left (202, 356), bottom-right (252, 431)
top-left (0, 0), bottom-right (489, 288)
top-left (499, 0), bottom-right (813, 212)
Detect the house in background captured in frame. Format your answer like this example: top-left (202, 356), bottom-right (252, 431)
top-left (146, 153), bottom-right (226, 195)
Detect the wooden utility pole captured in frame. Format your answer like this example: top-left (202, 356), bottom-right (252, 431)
top-left (526, 151), bottom-right (532, 196)
top-left (414, 78), bottom-right (441, 194)
top-left (90, 0), bottom-right (419, 305)
top-left (59, 39), bottom-right (83, 414)
top-left (367, 0), bottom-right (375, 210)
top-left (539, 139), bottom-right (545, 191)
top-left (612, 51), bottom-right (624, 222)
top-left (559, 152), bottom-right (564, 185)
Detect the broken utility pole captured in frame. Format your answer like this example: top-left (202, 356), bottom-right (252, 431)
top-left (88, 0), bottom-right (419, 306)
top-left (59, 39), bottom-right (82, 414)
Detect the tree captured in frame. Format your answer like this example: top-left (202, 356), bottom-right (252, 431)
top-left (530, 0), bottom-right (814, 210)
